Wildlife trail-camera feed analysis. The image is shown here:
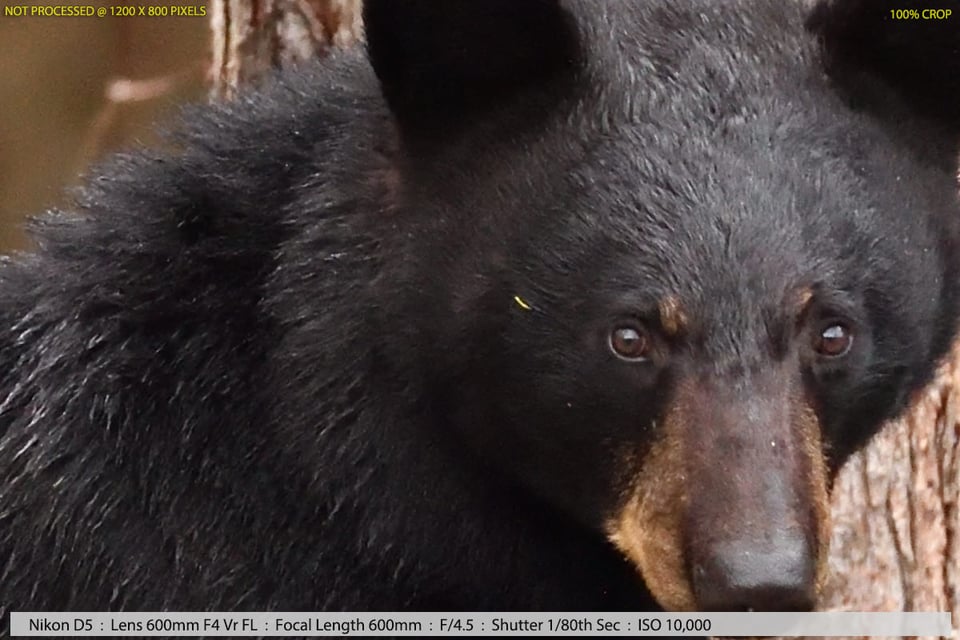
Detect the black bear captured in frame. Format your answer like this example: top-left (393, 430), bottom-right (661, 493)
top-left (1, 0), bottom-right (958, 623)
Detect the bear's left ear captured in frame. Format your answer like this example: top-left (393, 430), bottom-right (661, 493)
top-left (807, 0), bottom-right (960, 129)
top-left (363, 0), bottom-right (580, 136)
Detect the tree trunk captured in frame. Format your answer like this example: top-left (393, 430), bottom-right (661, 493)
top-left (209, 0), bottom-right (361, 99)
top-left (208, 4), bottom-right (959, 638)
top-left (816, 347), bottom-right (960, 639)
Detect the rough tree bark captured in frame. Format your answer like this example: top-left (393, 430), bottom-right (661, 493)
top-left (208, 3), bottom-right (959, 638)
top-left (818, 350), bottom-right (959, 639)
top-left (209, 0), bottom-right (360, 99)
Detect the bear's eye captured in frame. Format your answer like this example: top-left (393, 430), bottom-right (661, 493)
top-left (610, 325), bottom-right (651, 361)
top-left (814, 323), bottom-right (853, 357)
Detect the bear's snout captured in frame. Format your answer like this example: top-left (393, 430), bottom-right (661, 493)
top-left (690, 534), bottom-right (816, 612)
top-left (606, 369), bottom-right (831, 612)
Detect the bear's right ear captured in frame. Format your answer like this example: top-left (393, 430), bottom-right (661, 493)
top-left (807, 0), bottom-right (960, 129)
top-left (363, 0), bottom-right (580, 135)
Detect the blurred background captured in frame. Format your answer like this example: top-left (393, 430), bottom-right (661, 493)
top-left (0, 0), bottom-right (209, 250)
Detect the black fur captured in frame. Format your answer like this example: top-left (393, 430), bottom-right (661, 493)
top-left (1, 0), bottom-right (958, 625)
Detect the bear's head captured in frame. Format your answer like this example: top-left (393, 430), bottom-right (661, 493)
top-left (364, 0), bottom-right (960, 611)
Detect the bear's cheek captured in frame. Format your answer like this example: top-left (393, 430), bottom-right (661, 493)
top-left (604, 375), bottom-right (832, 611)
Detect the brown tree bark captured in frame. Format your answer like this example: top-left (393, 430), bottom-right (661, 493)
top-left (816, 348), bottom-right (960, 639)
top-left (209, 0), bottom-right (361, 99)
top-left (208, 4), bottom-right (959, 638)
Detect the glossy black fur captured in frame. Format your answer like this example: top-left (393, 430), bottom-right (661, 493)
top-left (0, 0), bottom-right (958, 624)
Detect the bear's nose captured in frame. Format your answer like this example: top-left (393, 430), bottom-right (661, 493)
top-left (691, 537), bottom-right (816, 611)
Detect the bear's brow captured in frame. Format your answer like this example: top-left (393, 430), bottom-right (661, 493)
top-left (658, 295), bottom-right (689, 337)
top-left (787, 286), bottom-right (815, 319)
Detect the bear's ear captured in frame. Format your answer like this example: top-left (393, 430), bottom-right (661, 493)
top-left (807, 0), bottom-right (960, 128)
top-left (363, 0), bottom-right (580, 135)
